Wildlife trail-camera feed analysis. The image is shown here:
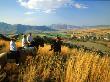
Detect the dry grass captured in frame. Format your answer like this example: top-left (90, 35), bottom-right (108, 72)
top-left (18, 46), bottom-right (110, 82)
top-left (0, 40), bottom-right (9, 52)
top-left (1, 40), bottom-right (110, 82)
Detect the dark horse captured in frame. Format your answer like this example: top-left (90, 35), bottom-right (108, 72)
top-left (49, 38), bottom-right (63, 54)
top-left (30, 36), bottom-right (45, 50)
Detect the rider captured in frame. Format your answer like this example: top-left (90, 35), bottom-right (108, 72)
top-left (10, 38), bottom-right (20, 65)
top-left (27, 33), bottom-right (33, 47)
top-left (22, 34), bottom-right (28, 48)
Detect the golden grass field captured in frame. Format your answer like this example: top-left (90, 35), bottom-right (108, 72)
top-left (0, 39), bottom-right (110, 82)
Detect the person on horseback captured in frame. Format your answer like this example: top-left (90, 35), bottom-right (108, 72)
top-left (9, 38), bottom-right (20, 65)
top-left (27, 33), bottom-right (33, 47)
top-left (22, 34), bottom-right (28, 48)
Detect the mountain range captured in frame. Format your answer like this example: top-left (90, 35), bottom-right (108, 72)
top-left (0, 22), bottom-right (81, 34)
top-left (50, 24), bottom-right (81, 30)
top-left (0, 22), bottom-right (110, 34)
top-left (0, 22), bottom-right (55, 34)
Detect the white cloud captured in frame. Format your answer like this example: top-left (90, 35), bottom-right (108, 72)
top-left (18, 0), bottom-right (72, 13)
top-left (74, 3), bottom-right (88, 9)
top-left (24, 11), bottom-right (35, 15)
top-left (17, 0), bottom-right (88, 14)
top-left (43, 9), bottom-right (52, 14)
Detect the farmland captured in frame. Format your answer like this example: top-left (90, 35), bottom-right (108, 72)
top-left (34, 28), bottom-right (110, 54)
top-left (1, 0), bottom-right (110, 81)
top-left (0, 30), bottom-right (110, 82)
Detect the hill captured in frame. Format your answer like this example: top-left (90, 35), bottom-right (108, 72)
top-left (0, 22), bottom-right (55, 34)
top-left (50, 24), bottom-right (81, 30)
top-left (1, 22), bottom-right (110, 34)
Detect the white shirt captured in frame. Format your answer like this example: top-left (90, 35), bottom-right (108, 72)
top-left (10, 40), bottom-right (17, 51)
top-left (22, 38), bottom-right (28, 47)
top-left (27, 35), bottom-right (33, 43)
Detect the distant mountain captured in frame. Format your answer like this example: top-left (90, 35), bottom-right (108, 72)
top-left (0, 22), bottom-right (16, 33)
top-left (50, 24), bottom-right (110, 30)
top-left (50, 24), bottom-right (81, 30)
top-left (1, 22), bottom-right (110, 34)
top-left (83, 25), bottom-right (110, 28)
top-left (0, 22), bottom-right (55, 34)
top-left (14, 24), bottom-right (56, 33)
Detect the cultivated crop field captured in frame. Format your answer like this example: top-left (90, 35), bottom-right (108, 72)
top-left (0, 39), bottom-right (110, 82)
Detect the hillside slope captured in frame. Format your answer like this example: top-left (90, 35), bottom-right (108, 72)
top-left (0, 22), bottom-right (55, 34)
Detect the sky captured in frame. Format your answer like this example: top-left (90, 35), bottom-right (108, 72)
top-left (0, 0), bottom-right (110, 26)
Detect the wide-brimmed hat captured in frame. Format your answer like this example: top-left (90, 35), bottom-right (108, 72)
top-left (23, 34), bottom-right (26, 37)
top-left (10, 37), bottom-right (16, 41)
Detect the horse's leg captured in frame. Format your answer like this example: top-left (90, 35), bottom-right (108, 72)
top-left (32, 47), bottom-right (37, 57)
top-left (35, 45), bottom-right (39, 53)
top-left (49, 45), bottom-right (53, 51)
top-left (16, 51), bottom-right (20, 64)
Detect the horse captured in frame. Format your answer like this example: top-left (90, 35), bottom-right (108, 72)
top-left (49, 38), bottom-right (63, 54)
top-left (31, 36), bottom-right (44, 50)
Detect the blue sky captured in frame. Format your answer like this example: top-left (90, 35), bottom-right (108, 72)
top-left (0, 0), bottom-right (110, 26)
